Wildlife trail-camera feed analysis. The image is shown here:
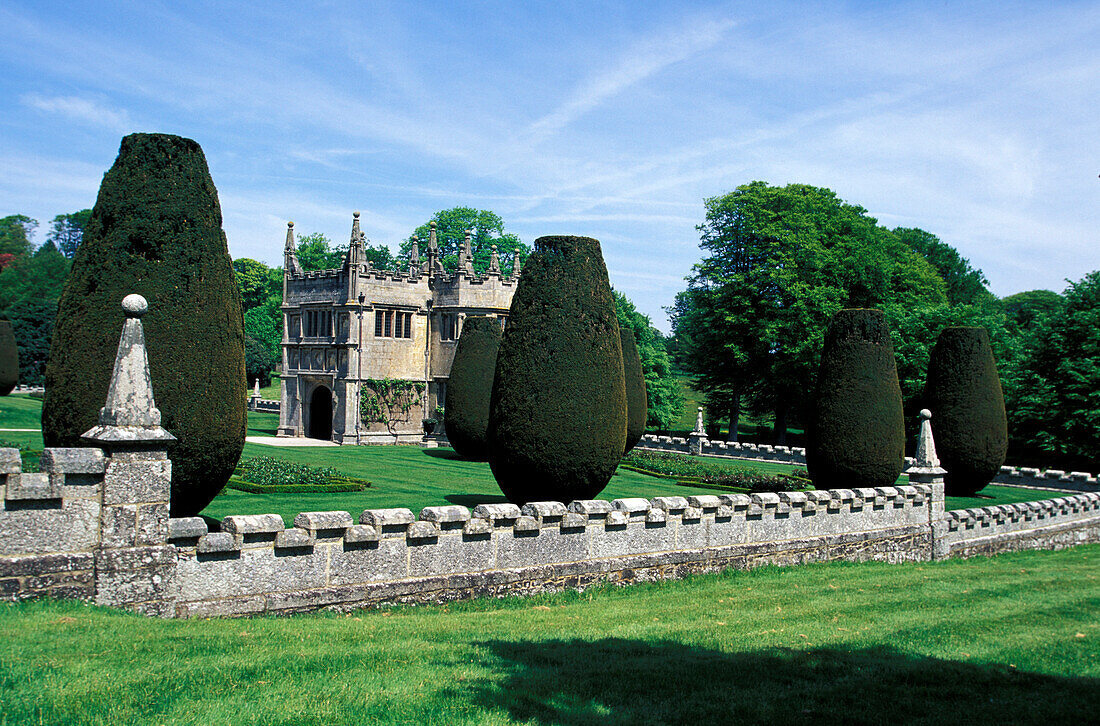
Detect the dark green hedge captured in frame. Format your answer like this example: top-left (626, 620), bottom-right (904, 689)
top-left (806, 309), bottom-right (905, 489)
top-left (488, 236), bottom-right (626, 504)
top-left (42, 133), bottom-right (246, 517)
top-left (621, 327), bottom-right (646, 453)
top-left (924, 327), bottom-right (1007, 496)
top-left (0, 320), bottom-right (17, 395)
top-left (445, 316), bottom-right (502, 460)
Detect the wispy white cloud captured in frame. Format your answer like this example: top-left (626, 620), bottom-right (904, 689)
top-left (526, 14), bottom-right (736, 142)
top-left (20, 93), bottom-right (133, 133)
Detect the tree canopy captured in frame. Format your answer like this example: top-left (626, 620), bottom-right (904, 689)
top-left (401, 207), bottom-right (528, 275)
top-left (46, 209), bottom-right (92, 258)
top-left (671, 181), bottom-right (949, 441)
top-left (0, 215), bottom-right (37, 260)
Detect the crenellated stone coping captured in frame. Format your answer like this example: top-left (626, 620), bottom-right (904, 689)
top-left (168, 485), bottom-right (936, 558)
top-left (995, 465), bottom-right (1100, 490)
top-left (1, 447), bottom-right (106, 502)
top-left (945, 492), bottom-right (1100, 530)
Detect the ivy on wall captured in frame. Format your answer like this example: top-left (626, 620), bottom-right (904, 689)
top-left (360, 378), bottom-right (425, 435)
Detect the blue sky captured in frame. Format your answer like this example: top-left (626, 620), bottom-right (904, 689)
top-left (2, 1), bottom-right (1098, 331)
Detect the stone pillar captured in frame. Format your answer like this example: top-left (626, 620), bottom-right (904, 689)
top-left (82, 294), bottom-right (178, 616)
top-left (689, 406), bottom-right (706, 456)
top-left (904, 409), bottom-right (949, 560)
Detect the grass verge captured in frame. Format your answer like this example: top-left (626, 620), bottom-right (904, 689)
top-left (1, 546), bottom-right (1097, 725)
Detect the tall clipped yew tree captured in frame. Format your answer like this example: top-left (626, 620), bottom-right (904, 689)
top-left (807, 309), bottom-right (905, 489)
top-left (445, 315), bottom-right (502, 460)
top-left (0, 320), bottom-right (17, 395)
top-left (43, 133), bottom-right (246, 516)
top-left (621, 327), bottom-right (647, 453)
top-left (488, 235), bottom-right (626, 504)
top-left (923, 327), bottom-right (1007, 496)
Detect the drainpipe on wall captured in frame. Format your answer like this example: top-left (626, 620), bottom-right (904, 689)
top-left (356, 292), bottom-right (365, 445)
top-left (424, 298), bottom-right (433, 427)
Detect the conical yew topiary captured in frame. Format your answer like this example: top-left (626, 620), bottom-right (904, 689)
top-left (445, 315), bottom-right (502, 460)
top-left (487, 235), bottom-right (626, 504)
top-left (0, 320), bottom-right (17, 395)
top-left (807, 309), bottom-right (905, 489)
top-left (923, 327), bottom-right (1007, 496)
top-left (43, 133), bottom-right (246, 516)
top-left (621, 326), bottom-right (647, 453)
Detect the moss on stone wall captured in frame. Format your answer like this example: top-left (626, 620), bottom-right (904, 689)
top-left (445, 316), bottom-right (502, 460)
top-left (924, 327), bottom-right (1007, 496)
top-left (0, 321), bottom-right (17, 395)
top-left (807, 309), bottom-right (905, 489)
top-left (42, 133), bottom-right (246, 517)
top-left (487, 236), bottom-right (626, 504)
top-left (621, 327), bottom-right (646, 453)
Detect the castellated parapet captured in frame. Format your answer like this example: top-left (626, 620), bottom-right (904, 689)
top-left (277, 215), bottom-right (519, 444)
top-left (3, 297), bottom-right (1100, 617)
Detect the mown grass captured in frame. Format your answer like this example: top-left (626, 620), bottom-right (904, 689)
top-left (0, 393), bottom-right (43, 430)
top-left (1, 546), bottom-right (1098, 725)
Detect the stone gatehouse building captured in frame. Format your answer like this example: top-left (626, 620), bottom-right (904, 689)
top-left (276, 213), bottom-right (519, 444)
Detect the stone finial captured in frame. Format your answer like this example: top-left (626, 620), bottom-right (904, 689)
top-left (905, 409), bottom-right (946, 483)
top-left (409, 235), bottom-right (420, 265)
top-left (489, 244), bottom-right (501, 274)
top-left (284, 221), bottom-right (302, 276)
top-left (428, 221), bottom-right (438, 253)
top-left (252, 378), bottom-right (260, 398)
top-left (83, 295), bottom-right (176, 445)
top-left (694, 406), bottom-right (705, 434)
top-left (350, 210), bottom-right (361, 242)
top-left (463, 230), bottom-right (475, 274)
top-left (512, 251), bottom-right (522, 279)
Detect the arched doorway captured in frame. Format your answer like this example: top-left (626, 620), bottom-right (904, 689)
top-left (308, 386), bottom-right (332, 441)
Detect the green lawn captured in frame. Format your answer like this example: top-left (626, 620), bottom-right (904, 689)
top-left (2, 546), bottom-right (1098, 725)
top-left (0, 393), bottom-right (43, 430)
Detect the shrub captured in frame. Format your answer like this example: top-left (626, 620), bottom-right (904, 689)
top-left (924, 326), bottom-right (1007, 496)
top-left (620, 450), bottom-right (806, 492)
top-left (235, 457), bottom-right (369, 491)
top-left (0, 320), bottom-right (17, 395)
top-left (806, 309), bottom-right (905, 490)
top-left (621, 327), bottom-right (647, 453)
top-left (488, 236), bottom-right (626, 504)
top-left (445, 316), bottom-right (502, 460)
top-left (42, 133), bottom-right (246, 517)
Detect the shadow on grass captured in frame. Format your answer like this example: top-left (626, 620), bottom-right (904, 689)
top-left (247, 426), bottom-right (279, 436)
top-left (455, 639), bottom-right (1100, 725)
top-left (445, 493), bottom-right (509, 507)
top-left (422, 449), bottom-right (466, 461)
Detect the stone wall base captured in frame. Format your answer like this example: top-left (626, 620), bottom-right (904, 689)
top-left (172, 525), bottom-right (932, 618)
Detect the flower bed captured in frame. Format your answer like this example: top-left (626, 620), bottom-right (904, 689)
top-left (621, 450), bottom-right (809, 493)
top-left (229, 456), bottom-right (370, 493)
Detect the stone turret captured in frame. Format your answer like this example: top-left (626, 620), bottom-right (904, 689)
top-left (283, 221), bottom-right (301, 277)
top-left (344, 211), bottom-right (363, 271)
top-left (409, 235), bottom-right (421, 274)
top-left (458, 229), bottom-right (475, 276)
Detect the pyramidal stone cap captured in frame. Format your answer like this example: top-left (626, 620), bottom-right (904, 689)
top-left (83, 294), bottom-right (176, 444)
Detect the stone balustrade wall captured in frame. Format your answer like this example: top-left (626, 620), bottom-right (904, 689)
top-left (3, 442), bottom-right (1099, 618)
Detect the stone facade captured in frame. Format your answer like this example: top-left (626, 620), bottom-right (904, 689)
top-left (4, 296), bottom-right (1100, 618)
top-left (276, 214), bottom-right (518, 444)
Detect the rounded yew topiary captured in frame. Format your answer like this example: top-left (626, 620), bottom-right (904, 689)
top-left (42, 133), bottom-right (246, 517)
top-left (487, 235), bottom-right (626, 504)
top-left (806, 308), bottom-right (905, 490)
top-left (0, 320), bottom-right (18, 395)
top-left (923, 327), bottom-right (1007, 496)
top-left (445, 315), bottom-right (502, 460)
top-left (621, 326), bottom-right (647, 453)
